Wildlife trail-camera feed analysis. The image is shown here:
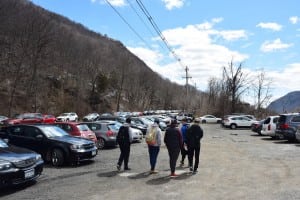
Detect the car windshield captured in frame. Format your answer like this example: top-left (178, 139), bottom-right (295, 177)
top-left (0, 139), bottom-right (8, 148)
top-left (39, 126), bottom-right (69, 137)
top-left (77, 124), bottom-right (90, 131)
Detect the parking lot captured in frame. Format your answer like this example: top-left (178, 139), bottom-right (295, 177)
top-left (1, 124), bottom-right (299, 200)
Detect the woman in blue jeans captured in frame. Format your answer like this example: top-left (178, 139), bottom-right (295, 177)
top-left (146, 118), bottom-right (162, 174)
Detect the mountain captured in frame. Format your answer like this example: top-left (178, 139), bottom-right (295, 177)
top-left (267, 91), bottom-right (300, 113)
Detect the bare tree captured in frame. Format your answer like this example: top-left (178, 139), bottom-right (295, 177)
top-left (252, 69), bottom-right (273, 115)
top-left (223, 59), bottom-right (249, 113)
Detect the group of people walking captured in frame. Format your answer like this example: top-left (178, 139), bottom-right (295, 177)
top-left (116, 117), bottom-right (203, 177)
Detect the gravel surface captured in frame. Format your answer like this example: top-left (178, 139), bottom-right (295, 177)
top-left (1, 124), bottom-right (299, 200)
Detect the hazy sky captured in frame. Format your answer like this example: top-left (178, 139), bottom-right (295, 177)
top-left (30, 0), bottom-right (300, 106)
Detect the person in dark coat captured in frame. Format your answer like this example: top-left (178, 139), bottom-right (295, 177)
top-left (116, 117), bottom-right (133, 171)
top-left (186, 118), bottom-right (203, 173)
top-left (164, 119), bottom-right (182, 177)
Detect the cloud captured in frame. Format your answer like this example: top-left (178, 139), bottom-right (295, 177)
top-left (127, 19), bottom-right (249, 90)
top-left (256, 22), bottom-right (282, 31)
top-left (260, 38), bottom-right (293, 52)
top-left (162, 0), bottom-right (185, 10)
top-left (218, 30), bottom-right (248, 41)
top-left (289, 16), bottom-right (300, 24)
top-left (92, 0), bottom-right (126, 7)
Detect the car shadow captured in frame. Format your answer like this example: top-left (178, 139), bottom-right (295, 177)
top-left (272, 140), bottom-right (298, 144)
top-left (44, 159), bottom-right (95, 169)
top-left (0, 180), bottom-right (37, 197)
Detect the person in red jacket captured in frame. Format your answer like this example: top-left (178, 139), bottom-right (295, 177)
top-left (164, 119), bottom-right (182, 177)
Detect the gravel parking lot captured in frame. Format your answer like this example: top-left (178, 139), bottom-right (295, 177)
top-left (1, 124), bottom-right (299, 200)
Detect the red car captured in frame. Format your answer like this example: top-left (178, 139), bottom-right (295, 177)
top-left (42, 114), bottom-right (56, 123)
top-left (3, 113), bottom-right (44, 125)
top-left (53, 122), bottom-right (98, 143)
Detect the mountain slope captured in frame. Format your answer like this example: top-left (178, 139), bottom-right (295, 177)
top-left (267, 91), bottom-right (300, 113)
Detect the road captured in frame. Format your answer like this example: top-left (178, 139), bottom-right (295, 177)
top-left (1, 124), bottom-right (299, 200)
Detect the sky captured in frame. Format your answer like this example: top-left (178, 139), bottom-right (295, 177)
top-left (30, 0), bottom-right (300, 106)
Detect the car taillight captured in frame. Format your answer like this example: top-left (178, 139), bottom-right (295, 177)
top-left (280, 123), bottom-right (289, 129)
top-left (268, 124), bottom-right (271, 130)
top-left (106, 130), bottom-right (114, 137)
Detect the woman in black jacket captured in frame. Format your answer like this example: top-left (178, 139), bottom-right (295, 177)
top-left (164, 119), bottom-right (182, 177)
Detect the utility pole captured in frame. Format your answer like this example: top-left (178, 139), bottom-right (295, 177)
top-left (183, 66), bottom-right (192, 113)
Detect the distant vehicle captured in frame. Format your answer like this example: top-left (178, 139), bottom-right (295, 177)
top-left (0, 138), bottom-right (44, 187)
top-left (0, 115), bottom-right (8, 125)
top-left (223, 116), bottom-right (257, 129)
top-left (261, 116), bottom-right (279, 138)
top-left (0, 124), bottom-right (97, 166)
top-left (2, 113), bottom-right (44, 125)
top-left (295, 126), bottom-right (300, 142)
top-left (142, 116), bottom-right (167, 131)
top-left (251, 120), bottom-right (264, 135)
top-left (82, 113), bottom-right (99, 122)
top-left (42, 114), bottom-right (56, 124)
top-left (53, 122), bottom-right (97, 143)
top-left (275, 113), bottom-right (300, 141)
top-left (198, 115), bottom-right (222, 123)
top-left (176, 113), bottom-right (194, 123)
top-left (55, 112), bottom-right (78, 122)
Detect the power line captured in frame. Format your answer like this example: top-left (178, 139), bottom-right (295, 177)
top-left (104, 0), bottom-right (153, 50)
top-left (135, 0), bottom-right (187, 70)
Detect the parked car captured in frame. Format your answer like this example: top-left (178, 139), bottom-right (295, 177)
top-left (142, 116), bottom-right (167, 131)
top-left (42, 114), bottom-right (56, 124)
top-left (176, 113), bottom-right (194, 123)
top-left (96, 120), bottom-right (143, 144)
top-left (0, 124), bottom-right (97, 166)
top-left (80, 121), bottom-right (118, 149)
top-left (2, 113), bottom-right (44, 125)
top-left (223, 116), bottom-right (257, 129)
top-left (251, 119), bottom-right (265, 135)
top-left (130, 117), bottom-right (150, 135)
top-left (261, 116), bottom-right (279, 138)
top-left (53, 122), bottom-right (97, 143)
top-left (82, 113), bottom-right (100, 122)
top-left (0, 138), bottom-right (44, 187)
top-left (275, 113), bottom-right (300, 141)
top-left (0, 115), bottom-right (8, 125)
top-left (198, 115), bottom-right (222, 123)
top-left (95, 116), bottom-right (125, 123)
top-left (55, 112), bottom-right (78, 122)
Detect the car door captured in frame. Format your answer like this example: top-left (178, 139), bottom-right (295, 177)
top-left (22, 126), bottom-right (49, 155)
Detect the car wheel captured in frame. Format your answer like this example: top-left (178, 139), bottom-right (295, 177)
top-left (51, 148), bottom-right (64, 166)
top-left (96, 138), bottom-right (105, 149)
top-left (217, 120), bottom-right (221, 123)
top-left (202, 120), bottom-right (206, 124)
top-left (230, 124), bottom-right (237, 129)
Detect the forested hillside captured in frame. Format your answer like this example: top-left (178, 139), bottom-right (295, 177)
top-left (0, 0), bottom-right (261, 118)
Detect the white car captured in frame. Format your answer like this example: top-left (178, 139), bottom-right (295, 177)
top-left (223, 116), bottom-right (257, 129)
top-left (56, 112), bottom-right (78, 122)
top-left (198, 115), bottom-right (222, 123)
top-left (130, 127), bottom-right (143, 143)
top-left (82, 113), bottom-right (99, 121)
top-left (261, 116), bottom-right (279, 138)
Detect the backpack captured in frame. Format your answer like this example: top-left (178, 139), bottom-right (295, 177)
top-left (145, 127), bottom-right (156, 145)
top-left (117, 126), bottom-right (129, 145)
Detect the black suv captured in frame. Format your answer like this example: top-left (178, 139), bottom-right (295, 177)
top-left (0, 124), bottom-right (98, 166)
top-left (275, 113), bottom-right (300, 141)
